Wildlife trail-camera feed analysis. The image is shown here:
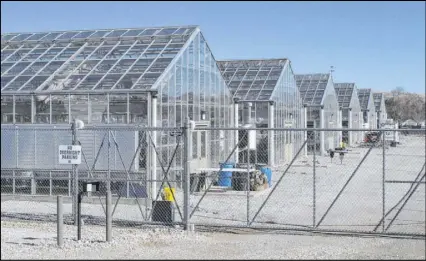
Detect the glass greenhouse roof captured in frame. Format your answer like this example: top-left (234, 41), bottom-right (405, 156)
top-left (357, 88), bottom-right (372, 110)
top-left (295, 73), bottom-right (329, 105)
top-left (334, 83), bottom-right (355, 108)
top-left (217, 59), bottom-right (287, 101)
top-left (1, 26), bottom-right (197, 93)
top-left (373, 93), bottom-right (384, 111)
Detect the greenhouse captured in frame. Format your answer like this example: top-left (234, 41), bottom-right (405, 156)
top-left (217, 59), bottom-right (304, 166)
top-left (334, 83), bottom-right (362, 146)
top-left (373, 93), bottom-right (387, 127)
top-left (357, 88), bottom-right (377, 129)
top-left (1, 25), bottom-right (235, 197)
top-left (295, 73), bottom-right (339, 156)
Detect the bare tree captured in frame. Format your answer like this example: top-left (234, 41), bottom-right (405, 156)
top-left (385, 92), bottom-right (425, 123)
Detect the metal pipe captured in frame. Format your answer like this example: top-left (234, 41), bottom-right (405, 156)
top-left (247, 148), bottom-right (250, 226)
top-left (107, 130), bottom-right (111, 192)
top-left (71, 120), bottom-right (78, 225)
top-left (183, 118), bottom-right (191, 230)
top-left (151, 94), bottom-right (158, 202)
top-left (234, 102), bottom-right (239, 163)
top-left (382, 130), bottom-right (386, 232)
top-left (77, 193), bottom-right (82, 241)
top-left (268, 102), bottom-right (275, 166)
top-left (313, 130), bottom-right (316, 227)
top-left (385, 180), bottom-right (426, 184)
top-left (57, 196), bottom-right (63, 247)
top-left (106, 190), bottom-right (112, 242)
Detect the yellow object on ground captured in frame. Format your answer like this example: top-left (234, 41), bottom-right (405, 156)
top-left (163, 187), bottom-right (176, 202)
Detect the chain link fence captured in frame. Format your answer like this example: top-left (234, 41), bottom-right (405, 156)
top-left (1, 125), bottom-right (425, 238)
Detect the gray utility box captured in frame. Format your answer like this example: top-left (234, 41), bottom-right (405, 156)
top-left (152, 200), bottom-right (175, 224)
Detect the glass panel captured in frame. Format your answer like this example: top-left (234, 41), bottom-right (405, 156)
top-left (15, 95), bottom-right (32, 123)
top-left (38, 48), bottom-right (64, 61)
top-left (88, 31), bottom-right (111, 38)
top-left (140, 29), bottom-right (159, 36)
top-left (192, 132), bottom-right (197, 159)
top-left (52, 95), bottom-right (70, 124)
top-left (73, 31), bottom-right (95, 39)
top-left (3, 62), bottom-right (31, 76)
top-left (35, 95), bottom-right (50, 123)
top-left (157, 28), bottom-right (179, 35)
top-left (201, 131), bottom-right (206, 158)
top-left (110, 59), bottom-right (136, 73)
top-left (89, 94), bottom-right (108, 124)
top-left (11, 34), bottom-right (34, 41)
top-left (56, 32), bottom-right (80, 40)
top-left (26, 33), bottom-right (49, 41)
top-left (129, 94), bottom-right (147, 124)
top-left (122, 29), bottom-right (144, 37)
top-left (1, 76), bottom-right (14, 89)
top-left (39, 61), bottom-right (65, 75)
top-left (1, 63), bottom-right (13, 74)
top-left (2, 76), bottom-right (32, 91)
top-left (2, 34), bottom-right (19, 41)
top-left (94, 75), bottom-right (121, 90)
top-left (109, 94), bottom-right (127, 124)
top-left (113, 73), bottom-right (139, 89)
top-left (21, 61), bottom-right (48, 75)
top-left (20, 76), bottom-right (49, 91)
top-left (55, 47), bottom-right (79, 61)
top-left (40, 32), bottom-right (63, 41)
top-left (105, 30), bottom-right (128, 38)
top-left (1, 95), bottom-right (14, 123)
top-left (70, 94), bottom-right (89, 123)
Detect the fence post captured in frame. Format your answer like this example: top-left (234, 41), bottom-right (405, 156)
top-left (247, 147), bottom-right (250, 226)
top-left (71, 120), bottom-right (78, 225)
top-left (106, 190), bottom-right (112, 242)
top-left (313, 130), bottom-right (316, 227)
top-left (382, 129), bottom-right (386, 232)
top-left (183, 118), bottom-right (192, 230)
top-left (57, 195), bottom-right (63, 247)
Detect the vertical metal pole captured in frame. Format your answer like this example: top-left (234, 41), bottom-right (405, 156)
top-left (313, 131), bottom-right (316, 227)
top-left (268, 101), bottom-right (275, 166)
top-left (183, 118), bottom-right (192, 230)
top-left (151, 93), bottom-right (158, 202)
top-left (107, 130), bottom-right (111, 192)
top-left (106, 190), bottom-right (112, 242)
top-left (77, 193), bottom-right (82, 241)
top-left (247, 148), bottom-right (250, 226)
top-left (234, 100), bottom-right (239, 163)
top-left (319, 107), bottom-right (325, 156)
top-left (348, 109), bottom-right (353, 146)
top-left (57, 195), bottom-right (63, 247)
top-left (304, 106), bottom-right (308, 157)
top-left (71, 121), bottom-right (78, 225)
top-left (382, 129), bottom-right (386, 232)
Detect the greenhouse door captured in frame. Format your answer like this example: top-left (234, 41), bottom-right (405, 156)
top-left (190, 130), bottom-right (209, 172)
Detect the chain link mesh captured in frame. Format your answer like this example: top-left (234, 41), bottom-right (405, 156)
top-left (1, 125), bottom-right (425, 236)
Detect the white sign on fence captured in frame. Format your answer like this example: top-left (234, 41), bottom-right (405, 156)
top-left (58, 145), bottom-right (82, 164)
top-left (284, 120), bottom-right (293, 128)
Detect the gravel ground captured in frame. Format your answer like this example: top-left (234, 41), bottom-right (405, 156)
top-left (1, 220), bottom-right (425, 260)
top-left (1, 135), bottom-right (425, 259)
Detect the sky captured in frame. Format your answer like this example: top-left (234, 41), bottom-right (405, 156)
top-left (1, 1), bottom-right (425, 94)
